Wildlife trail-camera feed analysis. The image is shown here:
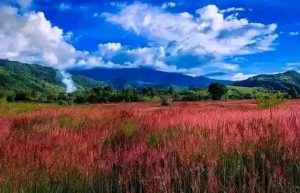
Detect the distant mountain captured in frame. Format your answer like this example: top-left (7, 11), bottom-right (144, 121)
top-left (70, 67), bottom-right (231, 89)
top-left (0, 59), bottom-right (102, 94)
top-left (233, 71), bottom-right (300, 93)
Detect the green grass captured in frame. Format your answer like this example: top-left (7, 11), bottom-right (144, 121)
top-left (0, 101), bottom-right (58, 117)
top-left (227, 86), bottom-right (266, 94)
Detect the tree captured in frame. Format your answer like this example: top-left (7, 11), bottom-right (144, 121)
top-left (57, 93), bottom-right (73, 106)
top-left (15, 91), bottom-right (31, 101)
top-left (288, 87), bottom-right (298, 99)
top-left (142, 87), bottom-right (156, 98)
top-left (208, 83), bottom-right (228, 100)
top-left (121, 87), bottom-right (138, 102)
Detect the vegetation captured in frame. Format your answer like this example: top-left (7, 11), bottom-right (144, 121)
top-left (208, 83), bottom-right (228, 100)
top-left (0, 101), bottom-right (57, 117)
top-left (234, 70), bottom-right (300, 95)
top-left (0, 101), bottom-right (299, 192)
top-left (161, 95), bottom-right (173, 106)
top-left (0, 59), bottom-right (103, 95)
top-left (288, 86), bottom-right (298, 99)
top-left (256, 92), bottom-right (285, 108)
top-left (1, 59), bottom-right (299, 105)
top-left (0, 82), bottom-right (294, 107)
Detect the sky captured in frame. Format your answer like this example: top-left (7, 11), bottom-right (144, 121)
top-left (0, 0), bottom-right (300, 81)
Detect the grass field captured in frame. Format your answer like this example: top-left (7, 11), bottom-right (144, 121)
top-left (0, 100), bottom-right (299, 193)
top-left (0, 102), bottom-right (58, 117)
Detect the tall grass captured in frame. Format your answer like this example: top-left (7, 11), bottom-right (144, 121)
top-left (0, 101), bottom-right (299, 192)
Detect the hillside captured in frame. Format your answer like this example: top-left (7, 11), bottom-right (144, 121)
top-left (0, 59), bottom-right (102, 94)
top-left (233, 71), bottom-right (300, 93)
top-left (70, 67), bottom-right (231, 89)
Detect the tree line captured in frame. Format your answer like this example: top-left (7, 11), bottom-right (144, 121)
top-left (0, 83), bottom-right (298, 105)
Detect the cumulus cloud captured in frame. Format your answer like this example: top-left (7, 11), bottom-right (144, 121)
top-left (0, 6), bottom-right (81, 70)
top-left (0, 5), bottom-right (87, 91)
top-left (232, 72), bottom-right (256, 81)
top-left (102, 3), bottom-right (277, 75)
top-left (104, 3), bottom-right (277, 57)
top-left (0, 2), bottom-right (279, 78)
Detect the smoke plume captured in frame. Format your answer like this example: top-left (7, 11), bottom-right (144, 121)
top-left (59, 71), bottom-right (77, 93)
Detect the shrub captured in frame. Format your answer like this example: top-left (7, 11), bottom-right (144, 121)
top-left (161, 95), bottom-right (173, 106)
top-left (256, 92), bottom-right (284, 108)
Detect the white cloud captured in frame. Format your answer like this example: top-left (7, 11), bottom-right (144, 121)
top-left (289, 31), bottom-right (299, 36)
top-left (220, 7), bottom-right (245, 14)
top-left (285, 62), bottom-right (300, 71)
top-left (0, 6), bottom-right (81, 70)
top-left (99, 42), bottom-right (122, 52)
top-left (1, 0), bottom-right (32, 8)
top-left (102, 3), bottom-right (277, 75)
top-left (58, 3), bottom-right (71, 11)
top-left (161, 2), bottom-right (176, 9)
top-left (211, 62), bottom-right (239, 71)
top-left (232, 73), bottom-right (256, 81)
top-left (104, 3), bottom-right (277, 58)
top-left (0, 2), bottom-right (279, 79)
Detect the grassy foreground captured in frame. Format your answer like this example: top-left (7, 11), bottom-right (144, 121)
top-left (0, 101), bottom-right (299, 193)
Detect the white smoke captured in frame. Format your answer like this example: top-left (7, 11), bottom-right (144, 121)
top-left (59, 71), bottom-right (77, 93)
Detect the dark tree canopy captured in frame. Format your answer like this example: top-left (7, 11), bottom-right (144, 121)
top-left (288, 87), bottom-right (298, 99)
top-left (208, 83), bottom-right (228, 100)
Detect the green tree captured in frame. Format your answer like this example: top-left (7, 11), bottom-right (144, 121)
top-left (208, 83), bottom-right (228, 100)
top-left (288, 87), bottom-right (298, 99)
top-left (121, 87), bottom-right (138, 102)
top-left (57, 93), bottom-right (73, 106)
top-left (142, 87), bottom-right (157, 98)
top-left (15, 91), bottom-right (31, 101)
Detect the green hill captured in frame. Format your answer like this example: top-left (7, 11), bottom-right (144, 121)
top-left (233, 71), bottom-right (300, 93)
top-left (0, 59), bottom-right (102, 95)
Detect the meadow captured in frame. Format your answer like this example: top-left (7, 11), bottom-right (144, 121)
top-left (0, 100), bottom-right (299, 193)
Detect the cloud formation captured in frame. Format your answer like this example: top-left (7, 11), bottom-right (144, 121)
top-left (100, 3), bottom-right (278, 76)
top-left (1, 0), bottom-right (32, 8)
top-left (0, 2), bottom-right (279, 79)
top-left (232, 72), bottom-right (256, 81)
top-left (105, 3), bottom-right (277, 57)
top-left (0, 6), bottom-right (81, 69)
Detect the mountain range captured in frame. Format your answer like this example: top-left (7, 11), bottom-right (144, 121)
top-left (70, 67), bottom-right (231, 89)
top-left (1, 59), bottom-right (300, 94)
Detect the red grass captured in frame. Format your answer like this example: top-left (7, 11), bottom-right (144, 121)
top-left (0, 100), bottom-right (299, 192)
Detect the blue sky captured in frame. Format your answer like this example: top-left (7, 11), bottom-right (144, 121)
top-left (0, 0), bottom-right (300, 80)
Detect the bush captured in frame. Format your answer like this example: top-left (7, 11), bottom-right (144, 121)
top-left (256, 92), bottom-right (284, 108)
top-left (161, 95), bottom-right (173, 106)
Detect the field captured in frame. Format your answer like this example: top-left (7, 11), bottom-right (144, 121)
top-left (0, 100), bottom-right (299, 193)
